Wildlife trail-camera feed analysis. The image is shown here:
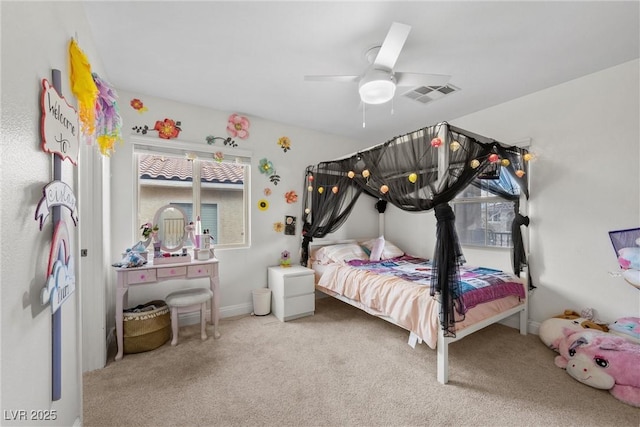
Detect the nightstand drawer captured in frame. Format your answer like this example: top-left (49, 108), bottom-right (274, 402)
top-left (282, 273), bottom-right (314, 297)
top-left (283, 294), bottom-right (314, 320)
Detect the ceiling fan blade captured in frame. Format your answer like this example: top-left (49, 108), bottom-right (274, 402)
top-left (304, 75), bottom-right (360, 83)
top-left (395, 72), bottom-right (451, 88)
top-left (373, 22), bottom-right (411, 70)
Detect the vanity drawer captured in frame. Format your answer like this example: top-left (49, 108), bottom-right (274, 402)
top-left (157, 266), bottom-right (187, 278)
top-left (188, 264), bottom-right (212, 278)
top-left (126, 269), bottom-right (157, 284)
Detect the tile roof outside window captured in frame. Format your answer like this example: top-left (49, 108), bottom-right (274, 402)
top-left (139, 154), bottom-right (244, 184)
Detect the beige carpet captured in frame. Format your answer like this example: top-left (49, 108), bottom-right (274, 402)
top-left (83, 297), bottom-right (639, 426)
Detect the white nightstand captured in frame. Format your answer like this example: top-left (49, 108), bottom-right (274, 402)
top-left (268, 265), bottom-right (315, 321)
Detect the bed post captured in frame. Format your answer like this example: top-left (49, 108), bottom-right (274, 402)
top-left (436, 330), bottom-right (448, 384)
top-left (519, 265), bottom-right (529, 335)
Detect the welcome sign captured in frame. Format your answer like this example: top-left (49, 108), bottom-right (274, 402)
top-left (40, 79), bottom-right (79, 165)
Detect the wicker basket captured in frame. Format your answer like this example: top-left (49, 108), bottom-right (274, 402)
top-left (122, 300), bottom-right (171, 354)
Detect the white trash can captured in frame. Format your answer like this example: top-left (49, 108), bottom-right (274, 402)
top-left (252, 288), bottom-right (271, 316)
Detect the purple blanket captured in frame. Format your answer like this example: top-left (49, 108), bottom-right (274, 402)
top-left (347, 255), bottom-right (525, 310)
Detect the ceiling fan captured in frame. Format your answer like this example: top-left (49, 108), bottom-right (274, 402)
top-left (304, 22), bottom-right (451, 105)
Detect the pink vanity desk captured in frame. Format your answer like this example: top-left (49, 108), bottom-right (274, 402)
top-left (113, 257), bottom-right (220, 360)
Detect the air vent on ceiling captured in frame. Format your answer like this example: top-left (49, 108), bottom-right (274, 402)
top-left (402, 84), bottom-right (460, 104)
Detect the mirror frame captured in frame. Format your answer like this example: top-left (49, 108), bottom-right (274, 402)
top-left (152, 204), bottom-right (188, 252)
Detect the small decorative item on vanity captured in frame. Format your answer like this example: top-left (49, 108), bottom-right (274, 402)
top-left (140, 222), bottom-right (159, 248)
top-left (280, 250), bottom-right (291, 268)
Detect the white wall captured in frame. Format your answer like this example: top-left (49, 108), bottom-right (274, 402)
top-left (0, 1), bottom-right (110, 425)
top-left (109, 91), bottom-right (377, 323)
top-left (386, 60), bottom-right (640, 327)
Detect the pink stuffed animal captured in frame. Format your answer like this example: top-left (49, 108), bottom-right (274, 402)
top-left (554, 329), bottom-right (640, 407)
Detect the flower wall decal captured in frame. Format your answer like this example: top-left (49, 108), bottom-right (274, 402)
top-left (259, 158), bottom-right (274, 175)
top-left (257, 199), bottom-right (269, 211)
top-left (273, 222), bottom-right (284, 233)
top-left (284, 190), bottom-right (298, 204)
top-left (206, 136), bottom-right (238, 147)
top-left (227, 113), bottom-right (250, 139)
top-left (132, 124), bottom-right (149, 134)
top-left (132, 118), bottom-right (182, 139)
top-left (278, 136), bottom-right (291, 153)
top-left (154, 118), bottom-right (181, 139)
top-left (264, 188), bottom-right (272, 196)
top-left (213, 152), bottom-right (224, 162)
top-left (258, 158), bottom-right (280, 185)
top-left (130, 98), bottom-right (148, 113)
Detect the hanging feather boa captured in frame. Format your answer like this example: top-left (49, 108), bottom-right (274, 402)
top-left (68, 39), bottom-right (98, 137)
top-left (92, 73), bottom-right (122, 156)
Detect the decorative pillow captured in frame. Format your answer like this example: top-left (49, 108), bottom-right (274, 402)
top-left (360, 237), bottom-right (405, 260)
top-left (369, 236), bottom-right (385, 261)
top-left (313, 243), bottom-right (369, 264)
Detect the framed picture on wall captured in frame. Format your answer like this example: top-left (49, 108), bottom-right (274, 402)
top-left (285, 216), bottom-right (296, 235)
top-left (609, 228), bottom-right (640, 256)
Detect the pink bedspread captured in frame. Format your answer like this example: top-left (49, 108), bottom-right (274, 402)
top-left (316, 261), bottom-right (525, 349)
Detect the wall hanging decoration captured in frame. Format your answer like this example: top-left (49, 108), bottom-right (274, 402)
top-left (35, 181), bottom-right (79, 230)
top-left (285, 216), bottom-right (296, 235)
top-left (273, 221), bottom-right (284, 233)
top-left (39, 68), bottom-right (80, 401)
top-left (40, 79), bottom-right (79, 165)
top-left (92, 73), bottom-right (122, 156)
top-left (130, 98), bottom-right (148, 113)
top-left (41, 221), bottom-right (76, 316)
top-left (259, 158), bottom-right (280, 185)
top-left (284, 190), bottom-right (298, 204)
top-left (257, 199), bottom-right (269, 211)
top-left (278, 136), bottom-right (291, 153)
top-left (226, 113), bottom-right (250, 139)
top-left (68, 39), bottom-right (98, 138)
top-left (206, 135), bottom-right (238, 147)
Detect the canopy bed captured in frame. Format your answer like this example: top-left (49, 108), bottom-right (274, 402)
top-left (300, 121), bottom-right (532, 384)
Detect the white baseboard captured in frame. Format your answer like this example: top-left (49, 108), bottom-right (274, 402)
top-left (499, 316), bottom-right (540, 335)
top-left (528, 320), bottom-right (541, 336)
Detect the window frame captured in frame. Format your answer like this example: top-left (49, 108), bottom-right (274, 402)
top-left (131, 135), bottom-right (252, 250)
top-left (452, 190), bottom-right (515, 250)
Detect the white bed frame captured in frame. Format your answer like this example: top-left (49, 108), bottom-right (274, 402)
top-left (309, 240), bottom-right (529, 384)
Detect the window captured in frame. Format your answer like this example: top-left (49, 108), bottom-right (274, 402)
top-left (453, 183), bottom-right (515, 249)
top-left (133, 137), bottom-right (251, 249)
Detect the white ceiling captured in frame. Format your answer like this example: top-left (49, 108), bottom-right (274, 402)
top-left (83, 1), bottom-right (639, 145)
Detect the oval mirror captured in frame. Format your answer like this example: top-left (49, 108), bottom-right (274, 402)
top-left (153, 204), bottom-right (188, 252)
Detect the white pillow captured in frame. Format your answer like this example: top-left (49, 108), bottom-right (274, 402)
top-left (360, 237), bottom-right (404, 260)
top-left (314, 243), bottom-right (369, 264)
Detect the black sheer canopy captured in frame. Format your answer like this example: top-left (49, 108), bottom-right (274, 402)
top-left (301, 122), bottom-right (530, 337)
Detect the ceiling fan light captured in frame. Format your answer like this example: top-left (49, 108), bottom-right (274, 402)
top-left (359, 70), bottom-right (396, 104)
